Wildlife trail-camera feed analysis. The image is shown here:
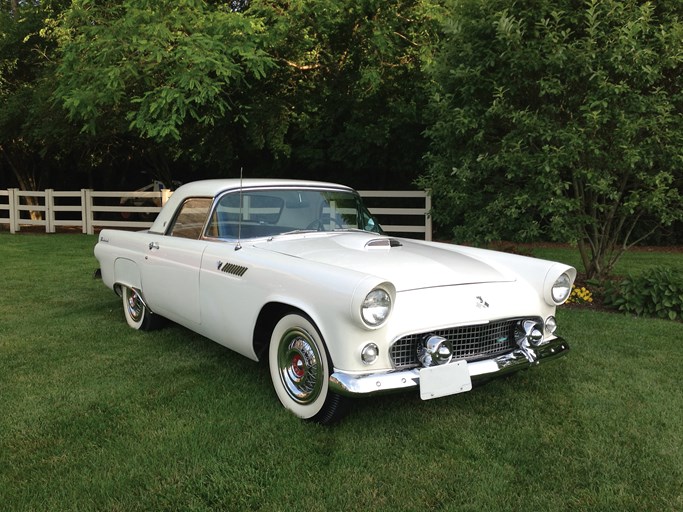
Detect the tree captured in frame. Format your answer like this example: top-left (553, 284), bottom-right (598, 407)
top-left (420, 0), bottom-right (683, 278)
top-left (3, 0), bottom-right (441, 191)
top-left (47, 0), bottom-right (442, 189)
top-left (51, 0), bottom-right (274, 146)
top-left (243, 0), bottom-right (443, 187)
top-left (0, 0), bottom-right (78, 199)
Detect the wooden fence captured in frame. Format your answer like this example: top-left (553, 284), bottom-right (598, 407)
top-left (0, 188), bottom-right (432, 240)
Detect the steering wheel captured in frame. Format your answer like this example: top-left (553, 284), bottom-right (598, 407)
top-left (305, 217), bottom-right (343, 231)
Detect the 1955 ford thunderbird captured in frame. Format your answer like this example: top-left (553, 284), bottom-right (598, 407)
top-left (94, 179), bottom-right (576, 423)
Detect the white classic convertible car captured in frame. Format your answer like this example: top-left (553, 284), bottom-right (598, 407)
top-left (95, 179), bottom-right (576, 423)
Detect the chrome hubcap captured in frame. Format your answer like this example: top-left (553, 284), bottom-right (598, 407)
top-left (277, 328), bottom-right (323, 404)
top-left (127, 289), bottom-right (144, 322)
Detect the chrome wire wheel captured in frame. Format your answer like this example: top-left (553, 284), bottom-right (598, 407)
top-left (277, 327), bottom-right (324, 405)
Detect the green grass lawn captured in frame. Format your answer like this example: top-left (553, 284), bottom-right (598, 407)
top-left (529, 244), bottom-right (682, 277)
top-left (1, 233), bottom-right (682, 511)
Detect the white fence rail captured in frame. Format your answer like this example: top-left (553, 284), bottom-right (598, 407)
top-left (0, 188), bottom-right (431, 240)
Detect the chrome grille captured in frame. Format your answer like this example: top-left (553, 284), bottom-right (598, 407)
top-left (390, 319), bottom-right (526, 369)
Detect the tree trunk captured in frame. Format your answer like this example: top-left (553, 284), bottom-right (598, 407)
top-left (2, 147), bottom-right (44, 221)
top-left (577, 238), bottom-right (594, 279)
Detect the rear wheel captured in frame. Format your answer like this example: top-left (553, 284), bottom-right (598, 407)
top-left (122, 286), bottom-right (163, 331)
top-left (269, 313), bottom-right (348, 424)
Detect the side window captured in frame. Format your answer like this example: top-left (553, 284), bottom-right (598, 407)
top-left (167, 197), bottom-right (212, 239)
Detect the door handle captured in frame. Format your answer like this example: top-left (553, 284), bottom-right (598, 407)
top-left (148, 242), bottom-right (160, 250)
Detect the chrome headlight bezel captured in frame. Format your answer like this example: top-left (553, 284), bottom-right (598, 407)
top-left (360, 343), bottom-right (379, 365)
top-left (360, 287), bottom-right (392, 328)
top-left (545, 315), bottom-right (558, 336)
top-left (542, 266), bottom-right (576, 306)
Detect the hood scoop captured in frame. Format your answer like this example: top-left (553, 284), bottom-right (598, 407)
top-left (365, 238), bottom-right (403, 250)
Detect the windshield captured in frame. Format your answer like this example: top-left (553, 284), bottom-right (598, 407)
top-left (205, 187), bottom-right (383, 240)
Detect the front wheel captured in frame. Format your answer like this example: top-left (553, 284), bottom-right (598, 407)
top-left (269, 314), bottom-right (348, 424)
top-left (122, 286), bottom-right (164, 331)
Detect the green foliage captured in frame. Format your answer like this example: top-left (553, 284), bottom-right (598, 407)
top-left (420, 0), bottom-right (683, 277)
top-left (0, 0), bottom-right (441, 188)
top-left (603, 266), bottom-right (683, 321)
top-left (241, 0), bottom-right (442, 185)
top-left (0, 1), bottom-right (67, 189)
top-left (51, 0), bottom-right (274, 142)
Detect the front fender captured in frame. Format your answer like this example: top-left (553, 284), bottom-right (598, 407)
top-left (252, 274), bottom-right (390, 372)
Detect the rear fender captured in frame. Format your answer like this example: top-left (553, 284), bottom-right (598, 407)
top-left (113, 258), bottom-right (142, 296)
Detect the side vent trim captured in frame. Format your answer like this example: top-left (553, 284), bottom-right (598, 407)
top-left (220, 262), bottom-right (248, 277)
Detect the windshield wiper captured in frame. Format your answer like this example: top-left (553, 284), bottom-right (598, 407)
top-left (279, 229), bottom-right (319, 236)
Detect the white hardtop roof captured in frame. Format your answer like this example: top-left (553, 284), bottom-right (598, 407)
top-left (150, 178), bottom-right (356, 234)
top-left (172, 178), bottom-right (354, 197)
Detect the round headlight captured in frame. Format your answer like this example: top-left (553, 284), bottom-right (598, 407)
top-left (361, 288), bottom-right (392, 327)
top-left (551, 273), bottom-right (572, 304)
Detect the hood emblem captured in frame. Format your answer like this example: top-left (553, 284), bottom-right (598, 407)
top-left (476, 296), bottom-right (489, 309)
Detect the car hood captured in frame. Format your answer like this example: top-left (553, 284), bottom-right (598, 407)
top-left (254, 232), bottom-right (516, 291)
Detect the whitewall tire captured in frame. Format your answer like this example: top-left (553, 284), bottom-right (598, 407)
top-left (122, 286), bottom-right (163, 331)
top-left (269, 313), bottom-right (348, 424)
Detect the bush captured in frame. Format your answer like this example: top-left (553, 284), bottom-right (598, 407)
top-left (603, 266), bottom-right (683, 321)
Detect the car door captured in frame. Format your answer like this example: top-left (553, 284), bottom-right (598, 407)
top-left (141, 197), bottom-right (212, 326)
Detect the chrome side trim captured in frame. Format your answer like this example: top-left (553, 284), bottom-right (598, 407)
top-left (329, 337), bottom-right (569, 398)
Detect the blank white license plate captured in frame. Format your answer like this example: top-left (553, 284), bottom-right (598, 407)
top-left (419, 360), bottom-right (472, 400)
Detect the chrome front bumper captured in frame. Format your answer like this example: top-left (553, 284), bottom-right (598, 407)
top-left (329, 337), bottom-right (569, 398)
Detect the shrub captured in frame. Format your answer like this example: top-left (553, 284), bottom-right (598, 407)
top-left (603, 266), bottom-right (683, 321)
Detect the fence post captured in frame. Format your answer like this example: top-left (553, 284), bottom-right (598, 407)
top-left (425, 189), bottom-right (432, 241)
top-left (162, 188), bottom-right (172, 205)
top-left (80, 189), bottom-right (88, 234)
top-left (9, 188), bottom-right (18, 233)
top-left (46, 189), bottom-right (55, 233)
top-left (84, 189), bottom-right (94, 235)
